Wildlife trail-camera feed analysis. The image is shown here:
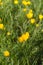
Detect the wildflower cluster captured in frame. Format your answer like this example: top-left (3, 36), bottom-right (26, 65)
top-left (0, 0), bottom-right (43, 65)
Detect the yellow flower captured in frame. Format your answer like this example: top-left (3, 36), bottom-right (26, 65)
top-left (22, 1), bottom-right (27, 6)
top-left (18, 32), bottom-right (30, 42)
top-left (27, 1), bottom-right (31, 5)
top-left (7, 32), bottom-right (11, 35)
top-left (36, 24), bottom-right (39, 27)
top-left (23, 8), bottom-right (27, 12)
top-left (26, 10), bottom-right (33, 19)
top-left (22, 1), bottom-right (31, 6)
top-left (21, 34), bottom-right (26, 40)
top-left (14, 0), bottom-right (18, 4)
top-left (22, 32), bottom-right (30, 41)
top-left (0, 24), bottom-right (4, 29)
top-left (3, 50), bottom-right (10, 57)
top-left (30, 18), bottom-right (35, 24)
top-left (39, 14), bottom-right (43, 20)
top-left (24, 32), bottom-right (30, 41)
top-left (18, 36), bottom-right (24, 43)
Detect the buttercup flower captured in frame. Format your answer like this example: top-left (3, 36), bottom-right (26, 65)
top-left (22, 0), bottom-right (31, 6)
top-left (3, 50), bottom-right (10, 57)
top-left (0, 24), bottom-right (4, 29)
top-left (22, 1), bottom-right (28, 6)
top-left (18, 36), bottom-right (24, 43)
top-left (14, 0), bottom-right (18, 4)
top-left (27, 1), bottom-right (31, 5)
top-left (39, 14), bottom-right (43, 20)
top-left (26, 10), bottom-right (33, 19)
top-left (22, 32), bottom-right (30, 41)
top-left (30, 18), bottom-right (35, 24)
top-left (18, 32), bottom-right (30, 42)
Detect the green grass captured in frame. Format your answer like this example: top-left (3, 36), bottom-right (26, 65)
top-left (0, 0), bottom-right (43, 65)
